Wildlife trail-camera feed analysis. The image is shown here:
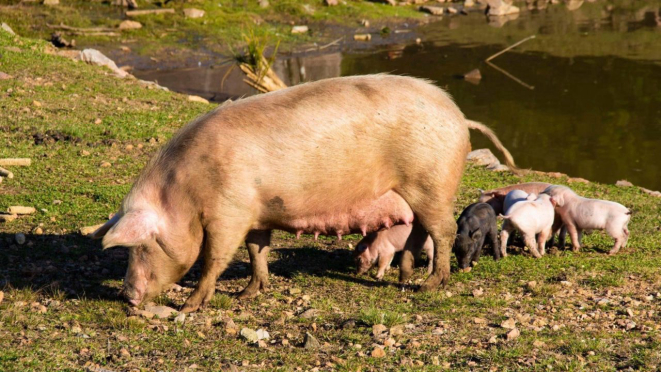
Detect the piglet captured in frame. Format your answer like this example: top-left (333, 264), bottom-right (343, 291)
top-left (542, 185), bottom-right (631, 255)
top-left (479, 182), bottom-right (551, 215)
top-left (499, 193), bottom-right (556, 258)
top-left (354, 224), bottom-right (433, 280)
top-left (453, 203), bottom-right (500, 272)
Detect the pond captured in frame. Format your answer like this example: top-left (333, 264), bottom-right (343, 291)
top-left (133, 1), bottom-right (661, 190)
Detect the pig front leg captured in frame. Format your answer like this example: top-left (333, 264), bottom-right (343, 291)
top-left (557, 225), bottom-right (567, 249)
top-left (238, 230), bottom-right (272, 300)
top-left (375, 251), bottom-right (395, 280)
top-left (182, 219), bottom-right (252, 313)
top-left (399, 221), bottom-right (429, 283)
top-left (565, 223), bottom-right (582, 252)
top-left (489, 226), bottom-right (501, 261)
top-left (536, 228), bottom-right (551, 256)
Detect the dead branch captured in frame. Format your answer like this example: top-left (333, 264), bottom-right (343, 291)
top-left (0, 166), bottom-right (13, 179)
top-left (239, 56), bottom-right (287, 93)
top-left (0, 158), bottom-right (31, 166)
top-left (486, 35), bottom-right (536, 62)
top-left (125, 8), bottom-right (175, 17)
top-left (47, 23), bottom-right (115, 32)
top-left (486, 60), bottom-right (534, 90)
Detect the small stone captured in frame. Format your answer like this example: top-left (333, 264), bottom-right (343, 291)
top-left (281, 338), bottom-right (289, 346)
top-left (291, 25), bottom-right (309, 34)
top-left (174, 313), bottom-right (186, 324)
top-left (188, 95), bottom-right (209, 104)
top-left (183, 8), bottom-right (205, 18)
top-left (324, 0), bottom-right (338, 5)
top-left (486, 0), bottom-right (520, 16)
top-left (506, 328), bottom-right (520, 340)
top-left (100, 161), bottom-right (111, 168)
top-left (560, 280), bottom-right (572, 287)
top-left (255, 329), bottom-right (270, 340)
top-left (119, 347), bottom-right (131, 358)
top-left (240, 328), bottom-right (259, 343)
top-left (258, 0), bottom-right (269, 7)
top-left (144, 305), bottom-right (178, 319)
top-left (1, 23), bottom-right (15, 35)
top-left (0, 72), bottom-right (11, 80)
top-left (137, 310), bottom-right (155, 319)
top-left (34, 227), bottom-right (43, 235)
top-left (80, 150), bottom-right (90, 156)
top-left (501, 318), bottom-right (516, 329)
top-left (125, 144), bottom-right (134, 151)
top-left (299, 308), bottom-right (319, 319)
top-left (416, 38), bottom-right (422, 44)
top-left (384, 338), bottom-right (396, 347)
top-left (408, 340), bottom-right (421, 348)
top-left (533, 340), bottom-right (546, 347)
top-left (288, 288), bottom-right (301, 295)
top-left (432, 327), bottom-right (444, 336)
top-left (389, 325), bottom-right (404, 335)
top-left (616, 180), bottom-right (633, 187)
top-left (419, 5), bottom-right (444, 15)
top-left (464, 69), bottom-right (482, 82)
top-left (43, 0), bottom-right (59, 5)
top-left (526, 281), bottom-right (537, 290)
top-left (446, 6), bottom-right (458, 13)
top-left (372, 324), bottom-right (388, 336)
top-left (257, 340), bottom-right (268, 348)
top-left (467, 148), bottom-right (500, 168)
top-left (488, 335), bottom-right (498, 344)
top-left (119, 20), bottom-right (142, 30)
top-left (304, 332), bottom-right (320, 349)
top-left (472, 288), bottom-right (484, 297)
top-left (473, 317), bottom-right (487, 324)
top-left (15, 233), bottom-right (26, 245)
top-left (371, 347), bottom-right (386, 358)
top-left (301, 295), bottom-right (311, 302)
top-left (361, 19), bottom-right (370, 27)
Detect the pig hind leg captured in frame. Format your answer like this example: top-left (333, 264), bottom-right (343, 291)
top-left (536, 228), bottom-right (551, 256)
top-left (524, 233), bottom-right (542, 258)
top-left (489, 225), bottom-right (501, 261)
top-left (182, 219), bottom-right (252, 313)
top-left (238, 230), bottom-right (272, 299)
top-left (500, 221), bottom-right (515, 258)
top-left (607, 222), bottom-right (630, 256)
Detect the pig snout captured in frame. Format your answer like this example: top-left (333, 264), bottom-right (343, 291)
top-left (122, 282), bottom-right (146, 306)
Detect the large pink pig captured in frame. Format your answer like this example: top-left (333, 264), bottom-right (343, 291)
top-left (91, 75), bottom-right (517, 311)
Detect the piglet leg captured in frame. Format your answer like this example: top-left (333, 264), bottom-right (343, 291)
top-left (489, 226), bottom-right (501, 261)
top-left (238, 230), bottom-right (272, 299)
top-left (375, 252), bottom-right (394, 280)
top-left (524, 234), bottom-right (542, 258)
top-left (499, 221), bottom-right (514, 258)
top-left (399, 221), bottom-right (429, 283)
top-left (536, 228), bottom-right (551, 256)
top-left (565, 223), bottom-right (581, 252)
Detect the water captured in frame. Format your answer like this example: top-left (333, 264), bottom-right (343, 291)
top-left (132, 1), bottom-right (661, 190)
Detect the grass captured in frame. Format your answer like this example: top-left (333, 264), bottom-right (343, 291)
top-left (2, 31), bottom-right (661, 371)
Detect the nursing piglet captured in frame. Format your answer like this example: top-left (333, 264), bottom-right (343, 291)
top-left (542, 185), bottom-right (631, 255)
top-left (499, 194), bottom-right (556, 258)
top-left (354, 224), bottom-right (433, 280)
top-left (479, 182), bottom-right (551, 215)
top-left (453, 203), bottom-right (500, 272)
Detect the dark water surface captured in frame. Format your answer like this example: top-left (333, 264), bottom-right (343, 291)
top-left (133, 1), bottom-right (661, 190)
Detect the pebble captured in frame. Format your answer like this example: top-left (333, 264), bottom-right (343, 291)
top-left (372, 324), bottom-right (387, 336)
top-left (144, 305), bottom-right (178, 319)
top-left (240, 328), bottom-right (259, 343)
top-left (119, 347), bottom-right (131, 358)
top-left (299, 308), bottom-right (319, 319)
top-left (501, 318), bottom-right (516, 329)
top-left (371, 347), bottom-right (386, 358)
top-left (304, 332), bottom-right (320, 349)
top-left (100, 161), bottom-right (111, 168)
top-left (291, 25), bottom-right (309, 34)
top-left (15, 233), bottom-right (26, 245)
top-left (174, 313), bottom-right (186, 324)
top-left (506, 328), bottom-right (520, 340)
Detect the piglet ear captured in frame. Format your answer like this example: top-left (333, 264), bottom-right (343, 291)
top-left (549, 197), bottom-right (558, 208)
top-left (102, 209), bottom-right (160, 249)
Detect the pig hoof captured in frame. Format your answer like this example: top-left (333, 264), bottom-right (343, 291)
top-left (237, 288), bottom-right (261, 300)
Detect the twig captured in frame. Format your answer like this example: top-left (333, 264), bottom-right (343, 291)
top-left (486, 35), bottom-right (536, 62)
top-left (0, 158), bottom-right (31, 166)
top-left (125, 8), bottom-right (175, 17)
top-left (47, 23), bottom-right (115, 32)
top-left (303, 36), bottom-right (344, 53)
top-left (0, 166), bottom-right (13, 179)
top-left (486, 60), bottom-right (534, 90)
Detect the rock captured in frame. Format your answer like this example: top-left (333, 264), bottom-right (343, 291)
top-left (384, 338), bottom-right (396, 347)
top-left (533, 340), bottom-right (545, 347)
top-left (80, 49), bottom-right (128, 78)
top-left (568, 177), bottom-right (590, 184)
top-left (446, 6), bottom-right (458, 13)
top-left (119, 347), bottom-right (131, 358)
top-left (506, 327), bottom-right (520, 340)
top-left (501, 318), bottom-right (516, 329)
top-left (488, 335), bottom-right (498, 343)
top-left (288, 288), bottom-right (301, 295)
top-left (240, 328), bottom-right (259, 343)
top-left (560, 280), bottom-right (572, 287)
top-left (419, 5), bottom-right (444, 15)
top-left (465, 0), bottom-right (475, 7)
top-left (389, 324), bottom-right (404, 335)
top-left (43, 0), bottom-right (59, 5)
top-left (361, 19), bottom-right (370, 27)
top-left (299, 308), bottom-right (319, 319)
top-left (174, 313), bottom-right (186, 324)
top-left (137, 310), bottom-right (155, 319)
top-left (118, 20), bottom-right (142, 30)
top-left (188, 95), bottom-right (209, 104)
top-left (466, 148), bottom-right (500, 168)
top-left (1, 23), bottom-right (15, 35)
top-left (183, 8), bottom-right (205, 18)
top-left (304, 332), bottom-right (320, 349)
top-left (472, 288), bottom-right (484, 297)
top-left (291, 25), bottom-right (309, 34)
top-left (526, 281), bottom-right (537, 290)
top-left (34, 227), bottom-right (43, 235)
top-left (324, 0), bottom-right (338, 5)
top-left (144, 305), bottom-right (178, 319)
top-left (80, 223), bottom-right (104, 236)
top-left (341, 319), bottom-right (356, 329)
top-left (616, 180), bottom-right (633, 187)
top-left (641, 188), bottom-right (661, 198)
top-left (372, 324), bottom-right (388, 336)
top-left (100, 161), bottom-right (111, 168)
top-left (8, 206), bottom-right (36, 215)
top-left (486, 0), bottom-right (519, 16)
top-left (353, 34), bottom-right (371, 41)
top-left (0, 72), bottom-right (11, 80)
top-left (258, 0), bottom-right (269, 7)
top-left (255, 329), bottom-right (270, 340)
top-left (473, 317), bottom-right (487, 324)
top-left (15, 233), bottom-right (26, 245)
top-left (371, 347), bottom-right (386, 358)
top-left (463, 68), bottom-right (482, 82)
top-left (0, 214), bottom-right (18, 222)
top-left (488, 164), bottom-right (510, 172)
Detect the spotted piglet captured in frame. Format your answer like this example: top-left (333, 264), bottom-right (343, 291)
top-left (353, 224), bottom-right (433, 280)
top-left (453, 203), bottom-right (500, 272)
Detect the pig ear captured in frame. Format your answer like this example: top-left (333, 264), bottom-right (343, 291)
top-left (549, 197), bottom-right (557, 208)
top-left (469, 228), bottom-right (481, 238)
top-left (553, 194), bottom-right (564, 207)
top-left (89, 211), bottom-right (123, 239)
top-left (101, 209), bottom-right (160, 249)
top-left (356, 244), bottom-right (368, 253)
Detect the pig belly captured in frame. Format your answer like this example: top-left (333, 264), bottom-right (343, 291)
top-left (253, 190), bottom-right (415, 239)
